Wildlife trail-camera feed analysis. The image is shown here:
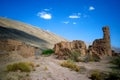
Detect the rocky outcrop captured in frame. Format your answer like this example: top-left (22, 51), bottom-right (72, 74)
top-left (53, 40), bottom-right (86, 59)
top-left (90, 26), bottom-right (112, 56)
top-left (0, 39), bottom-right (36, 57)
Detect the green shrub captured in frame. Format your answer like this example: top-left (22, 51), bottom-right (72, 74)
top-left (60, 59), bottom-right (80, 72)
top-left (89, 70), bottom-right (107, 80)
top-left (84, 53), bottom-right (100, 62)
top-left (89, 70), bottom-right (120, 80)
top-left (42, 49), bottom-right (54, 55)
top-left (110, 56), bottom-right (120, 68)
top-left (90, 70), bottom-right (102, 80)
top-left (6, 62), bottom-right (34, 72)
top-left (69, 52), bottom-right (81, 62)
top-left (106, 71), bottom-right (120, 80)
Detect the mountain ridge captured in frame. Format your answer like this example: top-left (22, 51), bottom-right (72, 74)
top-left (0, 17), bottom-right (67, 49)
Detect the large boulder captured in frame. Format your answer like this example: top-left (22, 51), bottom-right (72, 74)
top-left (53, 40), bottom-right (87, 59)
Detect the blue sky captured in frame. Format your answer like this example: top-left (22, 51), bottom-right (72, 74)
top-left (0, 0), bottom-right (120, 47)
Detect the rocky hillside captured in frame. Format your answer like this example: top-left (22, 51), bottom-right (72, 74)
top-left (0, 17), bottom-right (67, 50)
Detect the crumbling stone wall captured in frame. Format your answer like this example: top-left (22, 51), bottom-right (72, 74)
top-left (54, 40), bottom-right (86, 59)
top-left (54, 26), bottom-right (112, 60)
top-left (0, 39), bottom-right (36, 57)
top-left (92, 26), bottom-right (112, 56)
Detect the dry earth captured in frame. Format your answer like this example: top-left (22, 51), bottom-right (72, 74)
top-left (0, 54), bottom-right (114, 80)
top-left (28, 55), bottom-right (112, 80)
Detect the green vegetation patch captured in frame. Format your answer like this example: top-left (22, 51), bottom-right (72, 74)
top-left (69, 51), bottom-right (81, 62)
top-left (42, 49), bottom-right (54, 56)
top-left (106, 71), bottom-right (120, 80)
top-left (83, 53), bottom-right (100, 62)
top-left (89, 70), bottom-right (120, 80)
top-left (89, 69), bottom-right (107, 80)
top-left (110, 56), bottom-right (120, 68)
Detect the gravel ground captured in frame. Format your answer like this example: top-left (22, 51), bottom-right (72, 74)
top-left (0, 55), bottom-right (113, 80)
top-left (29, 55), bottom-right (113, 80)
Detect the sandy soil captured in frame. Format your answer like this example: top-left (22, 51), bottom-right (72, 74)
top-left (0, 54), bottom-right (113, 80)
top-left (27, 55), bottom-right (112, 80)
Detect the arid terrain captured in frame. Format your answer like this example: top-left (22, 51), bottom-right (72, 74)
top-left (0, 53), bottom-right (115, 80)
top-left (0, 17), bottom-right (120, 80)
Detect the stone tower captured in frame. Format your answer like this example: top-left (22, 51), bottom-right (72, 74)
top-left (92, 26), bottom-right (112, 56)
top-left (102, 26), bottom-right (111, 56)
top-left (103, 27), bottom-right (110, 42)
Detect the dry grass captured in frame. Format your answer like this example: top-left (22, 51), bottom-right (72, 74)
top-left (44, 66), bottom-right (48, 71)
top-left (4, 72), bottom-right (31, 80)
top-left (60, 59), bottom-right (80, 72)
top-left (36, 64), bottom-right (40, 67)
top-left (6, 62), bottom-right (35, 72)
top-left (89, 69), bottom-right (104, 80)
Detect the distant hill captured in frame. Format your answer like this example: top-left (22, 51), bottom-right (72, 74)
top-left (0, 17), bottom-right (67, 50)
top-left (112, 47), bottom-right (120, 53)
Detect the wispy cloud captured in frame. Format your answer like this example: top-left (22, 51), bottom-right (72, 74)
top-left (69, 15), bottom-right (80, 18)
top-left (89, 6), bottom-right (95, 11)
top-left (37, 11), bottom-right (52, 20)
top-left (69, 13), bottom-right (81, 19)
top-left (44, 8), bottom-right (52, 11)
top-left (63, 21), bottom-right (69, 24)
top-left (73, 22), bottom-right (76, 24)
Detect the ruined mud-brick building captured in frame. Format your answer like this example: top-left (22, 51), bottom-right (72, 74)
top-left (0, 39), bottom-right (36, 57)
top-left (91, 26), bottom-right (112, 56)
top-left (54, 26), bottom-right (112, 59)
top-left (54, 40), bottom-right (86, 59)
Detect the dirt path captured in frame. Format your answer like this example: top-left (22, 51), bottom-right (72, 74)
top-left (30, 57), bottom-right (89, 80)
top-left (29, 55), bottom-right (113, 80)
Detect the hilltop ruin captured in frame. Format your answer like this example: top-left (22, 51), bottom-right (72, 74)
top-left (54, 26), bottom-right (112, 59)
top-left (91, 27), bottom-right (112, 56)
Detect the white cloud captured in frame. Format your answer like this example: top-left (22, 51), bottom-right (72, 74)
top-left (37, 11), bottom-right (52, 20)
top-left (69, 15), bottom-right (80, 18)
top-left (44, 9), bottom-right (50, 11)
top-left (63, 21), bottom-right (69, 24)
top-left (69, 13), bottom-right (81, 19)
top-left (89, 6), bottom-right (95, 11)
top-left (44, 8), bottom-right (52, 11)
top-left (73, 22), bottom-right (76, 24)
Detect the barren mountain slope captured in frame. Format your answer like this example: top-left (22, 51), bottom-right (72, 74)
top-left (0, 17), bottom-right (67, 49)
